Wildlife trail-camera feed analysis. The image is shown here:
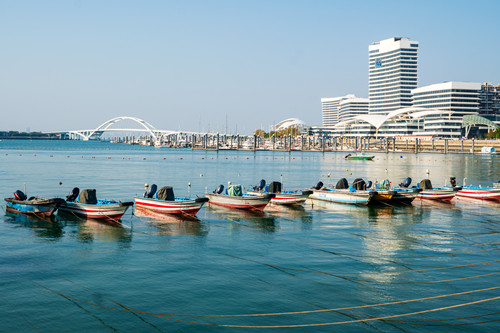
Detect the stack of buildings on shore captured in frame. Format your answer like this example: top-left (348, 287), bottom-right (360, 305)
top-left (318, 37), bottom-right (500, 138)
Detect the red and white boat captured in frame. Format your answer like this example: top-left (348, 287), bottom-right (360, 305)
top-left (135, 197), bottom-right (208, 216)
top-left (58, 188), bottom-right (133, 222)
top-left (456, 187), bottom-right (500, 202)
top-left (135, 184), bottom-right (209, 216)
top-left (416, 189), bottom-right (456, 202)
top-left (206, 184), bottom-right (274, 211)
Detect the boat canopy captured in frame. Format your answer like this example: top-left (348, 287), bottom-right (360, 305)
top-left (79, 189), bottom-right (97, 204)
top-left (228, 185), bottom-right (242, 197)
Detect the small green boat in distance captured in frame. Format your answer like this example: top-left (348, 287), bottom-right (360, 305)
top-left (345, 153), bottom-right (375, 160)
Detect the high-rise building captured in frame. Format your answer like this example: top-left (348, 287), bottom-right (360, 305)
top-left (479, 82), bottom-right (500, 122)
top-left (412, 82), bottom-right (481, 137)
top-left (369, 37), bottom-right (419, 115)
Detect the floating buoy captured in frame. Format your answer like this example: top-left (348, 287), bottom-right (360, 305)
top-left (19, 154), bottom-right (22, 156)
top-left (107, 157), bottom-right (111, 159)
top-left (59, 182), bottom-right (62, 185)
top-left (143, 158), bottom-right (146, 160)
top-left (180, 157), bottom-right (183, 160)
top-left (200, 174), bottom-right (203, 177)
top-left (50, 155), bottom-right (53, 157)
top-left (201, 157), bottom-right (204, 159)
top-left (163, 157), bottom-right (166, 160)
top-left (33, 154), bottom-right (36, 157)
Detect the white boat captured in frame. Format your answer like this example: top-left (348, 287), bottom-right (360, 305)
top-left (310, 189), bottom-right (374, 205)
top-left (206, 184), bottom-right (274, 211)
top-left (246, 180), bottom-right (312, 206)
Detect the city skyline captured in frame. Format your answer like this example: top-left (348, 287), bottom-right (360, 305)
top-left (1, 0), bottom-right (499, 134)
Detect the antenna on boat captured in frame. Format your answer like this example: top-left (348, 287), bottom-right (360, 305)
top-left (281, 174), bottom-right (283, 193)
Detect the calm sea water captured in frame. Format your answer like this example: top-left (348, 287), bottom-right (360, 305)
top-left (1, 140), bottom-right (499, 332)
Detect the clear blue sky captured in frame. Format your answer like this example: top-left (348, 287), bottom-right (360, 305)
top-left (1, 0), bottom-right (499, 134)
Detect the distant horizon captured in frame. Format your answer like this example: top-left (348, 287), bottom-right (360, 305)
top-left (1, 0), bottom-right (499, 135)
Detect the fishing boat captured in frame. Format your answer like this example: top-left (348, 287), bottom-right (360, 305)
top-left (345, 153), bottom-right (374, 160)
top-left (205, 184), bottom-right (274, 211)
top-left (246, 179), bottom-right (313, 206)
top-left (134, 184), bottom-right (209, 216)
top-left (416, 188), bottom-right (455, 202)
top-left (456, 186), bottom-right (500, 202)
top-left (309, 179), bottom-right (376, 205)
top-left (4, 190), bottom-right (65, 217)
top-left (413, 179), bottom-right (455, 202)
top-left (58, 188), bottom-right (133, 222)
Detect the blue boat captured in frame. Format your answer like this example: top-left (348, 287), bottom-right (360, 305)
top-left (4, 190), bottom-right (65, 217)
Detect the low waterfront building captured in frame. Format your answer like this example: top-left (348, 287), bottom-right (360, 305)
top-left (338, 96), bottom-right (369, 123)
top-left (411, 82), bottom-right (481, 137)
top-left (321, 94), bottom-right (368, 127)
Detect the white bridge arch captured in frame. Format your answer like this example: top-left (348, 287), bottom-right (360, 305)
top-left (67, 116), bottom-right (177, 141)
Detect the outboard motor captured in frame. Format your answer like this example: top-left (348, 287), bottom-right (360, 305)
top-left (352, 178), bottom-right (366, 191)
top-left (345, 154), bottom-right (351, 159)
top-left (256, 179), bottom-right (266, 191)
top-left (214, 184), bottom-right (224, 194)
top-left (335, 178), bottom-right (349, 189)
top-left (14, 190), bottom-right (27, 201)
top-left (399, 177), bottom-right (412, 188)
top-left (450, 177), bottom-right (457, 187)
top-left (313, 181), bottom-right (323, 190)
top-left (144, 184), bottom-right (157, 198)
top-left (66, 187), bottom-right (80, 202)
top-left (366, 181), bottom-right (373, 189)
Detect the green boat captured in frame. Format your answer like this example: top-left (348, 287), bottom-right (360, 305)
top-left (345, 154), bottom-right (374, 160)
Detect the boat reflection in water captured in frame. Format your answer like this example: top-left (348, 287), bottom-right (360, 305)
top-left (206, 205), bottom-right (277, 233)
top-left (134, 207), bottom-right (208, 236)
top-left (73, 219), bottom-right (132, 244)
top-left (4, 212), bottom-right (64, 240)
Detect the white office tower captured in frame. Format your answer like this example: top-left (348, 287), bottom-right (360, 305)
top-left (321, 94), bottom-right (356, 127)
top-left (369, 37), bottom-right (419, 115)
top-left (338, 97), bottom-right (369, 122)
top-left (412, 82), bottom-right (481, 137)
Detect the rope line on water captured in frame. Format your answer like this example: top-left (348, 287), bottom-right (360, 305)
top-left (225, 253), bottom-right (500, 276)
top-left (34, 281), bottom-right (500, 328)
top-left (33, 282), bottom-right (500, 319)
top-left (319, 246), bottom-right (500, 260)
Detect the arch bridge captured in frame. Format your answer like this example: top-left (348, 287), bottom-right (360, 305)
top-left (54, 116), bottom-right (186, 141)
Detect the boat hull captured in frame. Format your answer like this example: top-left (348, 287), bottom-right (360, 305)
top-left (310, 189), bottom-right (374, 205)
top-left (134, 197), bottom-right (208, 216)
top-left (205, 193), bottom-right (274, 210)
top-left (456, 188), bottom-right (500, 202)
top-left (346, 156), bottom-right (374, 160)
top-left (59, 200), bottom-right (133, 221)
top-left (416, 189), bottom-right (456, 202)
top-left (246, 190), bottom-right (312, 206)
top-left (4, 198), bottom-right (65, 217)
